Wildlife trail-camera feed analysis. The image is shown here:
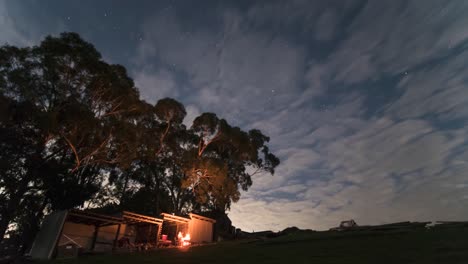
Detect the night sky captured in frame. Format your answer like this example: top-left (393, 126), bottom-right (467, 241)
top-left (2, 0), bottom-right (468, 232)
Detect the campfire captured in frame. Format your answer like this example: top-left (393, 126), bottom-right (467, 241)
top-left (178, 232), bottom-right (191, 247)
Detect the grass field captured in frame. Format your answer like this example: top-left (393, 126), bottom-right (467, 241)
top-left (50, 227), bottom-right (468, 264)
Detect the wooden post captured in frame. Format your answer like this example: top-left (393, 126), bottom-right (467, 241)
top-left (156, 224), bottom-right (162, 247)
top-left (90, 225), bottom-right (100, 251)
top-left (146, 225), bottom-right (151, 244)
top-left (112, 224), bottom-right (121, 252)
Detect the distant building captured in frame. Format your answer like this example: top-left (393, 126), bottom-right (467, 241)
top-left (330, 219), bottom-right (358, 231)
top-left (340, 220), bottom-right (358, 228)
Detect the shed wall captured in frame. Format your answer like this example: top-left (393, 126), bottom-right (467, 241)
top-left (59, 222), bottom-right (94, 250)
top-left (188, 219), bottom-right (213, 243)
top-left (29, 210), bottom-right (68, 260)
top-left (59, 223), bottom-right (136, 252)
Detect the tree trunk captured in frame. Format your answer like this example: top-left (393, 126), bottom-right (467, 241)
top-left (155, 177), bottom-right (160, 215)
top-left (119, 172), bottom-right (129, 207)
top-left (18, 199), bottom-right (48, 255)
top-left (150, 166), bottom-right (161, 215)
top-left (0, 181), bottom-right (30, 242)
top-left (0, 217), bottom-right (10, 243)
top-left (0, 197), bottom-right (22, 242)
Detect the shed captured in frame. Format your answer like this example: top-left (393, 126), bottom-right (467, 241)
top-left (160, 213), bottom-right (216, 245)
top-left (29, 210), bottom-right (163, 260)
top-left (188, 213), bottom-right (216, 243)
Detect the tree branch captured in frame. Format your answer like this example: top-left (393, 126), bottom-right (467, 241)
top-left (62, 134), bottom-right (81, 172)
top-left (155, 118), bottom-right (172, 156)
top-left (80, 132), bottom-right (112, 164)
top-left (197, 132), bottom-right (222, 157)
top-left (249, 167), bottom-right (262, 177)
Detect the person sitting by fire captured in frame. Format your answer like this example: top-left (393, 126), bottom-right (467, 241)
top-left (117, 237), bottom-right (131, 249)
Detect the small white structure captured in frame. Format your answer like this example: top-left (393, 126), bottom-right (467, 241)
top-left (340, 219), bottom-right (358, 228)
top-left (329, 219), bottom-right (358, 231)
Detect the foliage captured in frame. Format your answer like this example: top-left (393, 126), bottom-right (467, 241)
top-left (0, 32), bottom-right (280, 246)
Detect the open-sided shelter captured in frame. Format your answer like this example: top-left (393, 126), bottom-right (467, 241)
top-left (29, 210), bottom-right (163, 260)
top-left (160, 213), bottom-right (216, 245)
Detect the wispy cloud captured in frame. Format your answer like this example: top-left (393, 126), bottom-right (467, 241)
top-left (135, 8), bottom-right (306, 124)
top-left (0, 1), bottom-right (31, 46)
top-left (4, 0), bottom-right (467, 232)
top-left (132, 0), bottom-right (468, 231)
top-left (134, 68), bottom-right (179, 104)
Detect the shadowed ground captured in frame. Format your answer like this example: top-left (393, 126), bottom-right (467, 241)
top-left (48, 227), bottom-right (468, 264)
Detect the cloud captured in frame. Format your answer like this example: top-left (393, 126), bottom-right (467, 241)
top-left (229, 1), bottom-right (468, 231)
top-left (136, 9), bottom-right (306, 126)
top-left (133, 68), bottom-right (179, 104)
top-left (314, 10), bottom-right (338, 41)
top-left (385, 49), bottom-right (468, 122)
top-left (131, 1), bottom-right (468, 232)
top-left (0, 1), bottom-right (31, 46)
top-left (3, 0), bottom-right (467, 232)
top-left (0, 1), bottom-right (70, 47)
top-left (229, 197), bottom-right (325, 232)
top-left (183, 104), bottom-right (201, 128)
top-left (309, 0), bottom-right (468, 86)
top-left (245, 0), bottom-right (360, 37)
top-left (232, 117), bottom-right (468, 231)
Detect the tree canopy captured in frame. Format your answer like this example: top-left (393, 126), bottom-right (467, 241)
top-left (0, 32), bottom-right (279, 248)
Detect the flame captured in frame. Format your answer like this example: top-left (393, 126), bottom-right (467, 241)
top-left (179, 233), bottom-right (191, 247)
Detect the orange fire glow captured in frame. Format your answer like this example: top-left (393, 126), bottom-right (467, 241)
top-left (182, 233), bottom-right (191, 246)
top-left (178, 232), bottom-right (191, 247)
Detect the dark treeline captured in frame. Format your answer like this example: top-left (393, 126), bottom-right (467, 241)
top-left (0, 32), bottom-right (279, 251)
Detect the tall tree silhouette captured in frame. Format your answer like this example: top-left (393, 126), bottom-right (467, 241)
top-left (0, 33), bottom-right (280, 245)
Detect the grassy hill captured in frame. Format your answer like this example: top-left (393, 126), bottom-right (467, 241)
top-left (50, 227), bottom-right (468, 264)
